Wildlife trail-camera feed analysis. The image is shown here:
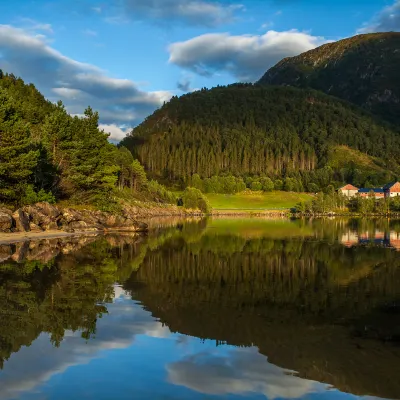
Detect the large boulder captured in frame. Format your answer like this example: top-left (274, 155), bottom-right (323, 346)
top-left (23, 203), bottom-right (61, 231)
top-left (0, 212), bottom-right (13, 233)
top-left (68, 220), bottom-right (103, 232)
top-left (35, 202), bottom-right (61, 219)
top-left (12, 209), bottom-right (30, 232)
top-left (61, 208), bottom-right (81, 223)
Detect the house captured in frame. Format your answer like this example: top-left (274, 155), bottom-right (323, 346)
top-left (338, 184), bottom-right (359, 197)
top-left (358, 188), bottom-right (385, 198)
top-left (383, 182), bottom-right (400, 198)
top-left (338, 181), bottom-right (400, 199)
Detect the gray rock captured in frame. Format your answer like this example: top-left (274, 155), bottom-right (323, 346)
top-left (12, 209), bottom-right (30, 232)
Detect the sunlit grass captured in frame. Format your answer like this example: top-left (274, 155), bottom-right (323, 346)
top-left (206, 191), bottom-right (313, 211)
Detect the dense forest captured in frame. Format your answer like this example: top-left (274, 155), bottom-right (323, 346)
top-left (0, 71), bottom-right (175, 209)
top-left (122, 84), bottom-right (400, 191)
top-left (259, 32), bottom-right (400, 125)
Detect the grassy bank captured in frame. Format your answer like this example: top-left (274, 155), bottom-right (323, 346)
top-left (206, 191), bottom-right (313, 213)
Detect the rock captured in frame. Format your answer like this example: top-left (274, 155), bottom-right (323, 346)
top-left (12, 209), bottom-right (30, 232)
top-left (61, 208), bottom-right (85, 223)
top-left (68, 220), bottom-right (103, 232)
top-left (0, 207), bottom-right (13, 216)
top-left (68, 220), bottom-right (88, 230)
top-left (45, 221), bottom-right (59, 230)
top-left (23, 204), bottom-right (61, 231)
top-left (61, 225), bottom-right (75, 233)
top-left (0, 212), bottom-right (13, 233)
top-left (29, 223), bottom-right (44, 232)
top-left (35, 202), bottom-right (61, 218)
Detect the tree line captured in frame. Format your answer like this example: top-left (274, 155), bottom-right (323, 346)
top-left (0, 71), bottom-right (175, 209)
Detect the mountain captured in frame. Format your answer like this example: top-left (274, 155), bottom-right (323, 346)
top-left (122, 84), bottom-right (400, 190)
top-left (258, 32), bottom-right (400, 125)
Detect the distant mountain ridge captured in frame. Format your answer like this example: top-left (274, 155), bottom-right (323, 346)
top-left (258, 32), bottom-right (400, 125)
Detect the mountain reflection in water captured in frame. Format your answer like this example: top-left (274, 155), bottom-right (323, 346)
top-left (0, 217), bottom-right (400, 400)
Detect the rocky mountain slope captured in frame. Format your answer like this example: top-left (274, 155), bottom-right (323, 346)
top-left (258, 32), bottom-right (400, 125)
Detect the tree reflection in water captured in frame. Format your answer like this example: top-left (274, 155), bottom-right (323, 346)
top-left (0, 217), bottom-right (399, 399)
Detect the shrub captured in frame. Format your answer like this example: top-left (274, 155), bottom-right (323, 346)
top-left (22, 185), bottom-right (56, 205)
top-left (182, 187), bottom-right (212, 213)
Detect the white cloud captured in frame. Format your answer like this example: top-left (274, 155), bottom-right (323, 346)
top-left (52, 87), bottom-right (84, 99)
top-left (168, 30), bottom-right (330, 81)
top-left (99, 123), bottom-right (130, 141)
top-left (168, 347), bottom-right (328, 399)
top-left (358, 0), bottom-right (400, 33)
top-left (0, 24), bottom-right (171, 134)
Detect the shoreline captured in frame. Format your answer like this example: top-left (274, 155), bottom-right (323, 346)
top-left (0, 229), bottom-right (103, 245)
top-left (3, 210), bottom-right (400, 245)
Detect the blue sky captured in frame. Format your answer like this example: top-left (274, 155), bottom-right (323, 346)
top-left (0, 0), bottom-right (399, 140)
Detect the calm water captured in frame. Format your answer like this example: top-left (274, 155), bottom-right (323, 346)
top-left (1, 217), bottom-right (400, 400)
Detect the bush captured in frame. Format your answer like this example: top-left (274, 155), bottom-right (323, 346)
top-left (274, 179), bottom-right (283, 191)
top-left (260, 177), bottom-right (274, 192)
top-left (22, 185), bottom-right (56, 205)
top-left (182, 187), bottom-right (212, 213)
top-left (250, 181), bottom-right (263, 191)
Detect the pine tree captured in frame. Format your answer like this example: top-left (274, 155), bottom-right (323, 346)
top-left (0, 89), bottom-right (38, 204)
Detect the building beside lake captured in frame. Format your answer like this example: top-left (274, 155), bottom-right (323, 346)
top-left (338, 182), bottom-right (400, 198)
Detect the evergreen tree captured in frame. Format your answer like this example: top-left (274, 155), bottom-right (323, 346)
top-left (0, 88), bottom-right (38, 203)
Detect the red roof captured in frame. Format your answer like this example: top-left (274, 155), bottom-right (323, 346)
top-left (339, 184), bottom-right (359, 191)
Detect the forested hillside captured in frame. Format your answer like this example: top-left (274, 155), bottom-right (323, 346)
top-left (122, 84), bottom-right (400, 191)
top-left (0, 71), bottom-right (174, 208)
top-left (258, 32), bottom-right (400, 125)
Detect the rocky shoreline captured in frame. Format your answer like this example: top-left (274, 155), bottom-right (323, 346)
top-left (0, 202), bottom-right (151, 235)
top-left (0, 201), bottom-right (207, 239)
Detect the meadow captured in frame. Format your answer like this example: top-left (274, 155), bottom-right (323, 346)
top-left (206, 191), bottom-right (313, 211)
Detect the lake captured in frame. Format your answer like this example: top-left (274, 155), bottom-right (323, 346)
top-left (0, 217), bottom-right (400, 400)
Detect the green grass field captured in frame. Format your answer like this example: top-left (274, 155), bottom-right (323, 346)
top-left (206, 191), bottom-right (313, 211)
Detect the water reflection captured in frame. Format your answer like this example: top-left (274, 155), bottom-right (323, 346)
top-left (0, 218), bottom-right (399, 399)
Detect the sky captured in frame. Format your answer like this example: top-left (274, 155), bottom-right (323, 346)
top-left (0, 0), bottom-right (399, 141)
